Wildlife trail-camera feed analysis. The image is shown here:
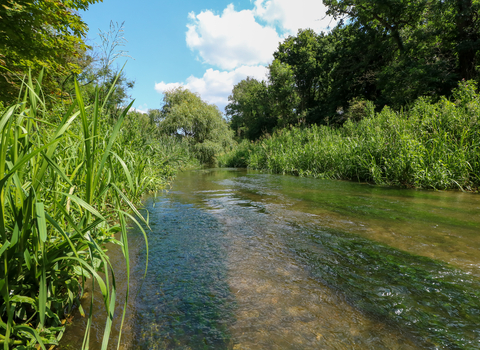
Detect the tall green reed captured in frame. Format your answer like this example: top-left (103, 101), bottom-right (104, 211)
top-left (0, 71), bottom-right (150, 349)
top-left (222, 81), bottom-right (480, 190)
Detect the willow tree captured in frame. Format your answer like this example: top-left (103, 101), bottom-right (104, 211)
top-left (159, 87), bottom-right (233, 165)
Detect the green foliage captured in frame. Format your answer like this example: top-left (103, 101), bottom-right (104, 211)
top-left (159, 87), bottom-right (233, 166)
top-left (218, 139), bottom-right (254, 168)
top-left (122, 109), bottom-right (199, 183)
top-left (274, 29), bottom-right (323, 116)
top-left (0, 0), bottom-right (102, 102)
top-left (226, 77), bottom-right (274, 140)
top-left (267, 60), bottom-right (301, 127)
top-left (223, 81), bottom-right (480, 190)
top-left (0, 72), bottom-right (188, 349)
top-left (324, 0), bottom-right (480, 81)
top-left (227, 0), bottom-right (480, 140)
top-left (343, 98), bottom-right (375, 122)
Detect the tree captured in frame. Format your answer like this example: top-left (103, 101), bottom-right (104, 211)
top-left (274, 29), bottom-right (322, 115)
top-left (0, 0), bottom-right (102, 102)
top-left (324, 0), bottom-right (430, 52)
top-left (267, 59), bottom-right (301, 127)
top-left (323, 0), bottom-right (479, 82)
top-left (225, 77), bottom-right (274, 140)
top-left (160, 87), bottom-right (233, 165)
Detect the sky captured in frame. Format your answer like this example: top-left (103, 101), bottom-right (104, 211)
top-left (80, 0), bottom-right (336, 114)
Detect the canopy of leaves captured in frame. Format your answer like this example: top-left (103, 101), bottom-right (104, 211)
top-left (0, 0), bottom-right (102, 102)
top-left (160, 87), bottom-right (233, 165)
top-left (226, 77), bottom-right (275, 140)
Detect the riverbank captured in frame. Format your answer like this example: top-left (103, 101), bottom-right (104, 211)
top-left (0, 78), bottom-right (197, 349)
top-left (220, 81), bottom-right (480, 191)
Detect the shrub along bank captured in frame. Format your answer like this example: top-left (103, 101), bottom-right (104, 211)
top-left (220, 81), bottom-right (480, 191)
top-left (0, 74), bottom-right (196, 349)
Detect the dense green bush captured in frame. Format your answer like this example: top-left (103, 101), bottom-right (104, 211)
top-left (222, 81), bottom-right (480, 190)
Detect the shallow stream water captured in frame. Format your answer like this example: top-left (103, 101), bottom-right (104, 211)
top-left (60, 168), bottom-right (480, 349)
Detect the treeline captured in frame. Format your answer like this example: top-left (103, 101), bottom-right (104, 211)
top-left (226, 0), bottom-right (479, 140)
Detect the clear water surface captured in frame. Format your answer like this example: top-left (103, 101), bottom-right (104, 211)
top-left (60, 168), bottom-right (480, 350)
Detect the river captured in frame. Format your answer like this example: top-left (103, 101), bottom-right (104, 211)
top-left (60, 168), bottom-right (480, 349)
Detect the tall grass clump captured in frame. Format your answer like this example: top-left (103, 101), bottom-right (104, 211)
top-left (112, 112), bottom-right (198, 197)
top-left (0, 71), bottom-right (170, 349)
top-left (223, 81), bottom-right (480, 190)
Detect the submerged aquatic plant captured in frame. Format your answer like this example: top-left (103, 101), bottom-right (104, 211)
top-left (0, 71), bottom-right (151, 349)
top-left (291, 225), bottom-right (480, 349)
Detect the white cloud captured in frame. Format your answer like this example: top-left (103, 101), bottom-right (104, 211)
top-left (186, 4), bottom-right (281, 70)
top-left (154, 1), bottom-right (336, 113)
top-left (253, 0), bottom-right (335, 35)
top-left (131, 103), bottom-right (149, 114)
top-left (153, 82), bottom-right (184, 93)
top-left (155, 65), bottom-right (268, 112)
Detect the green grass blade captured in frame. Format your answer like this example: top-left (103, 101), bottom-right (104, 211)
top-left (36, 202), bottom-right (47, 243)
top-left (111, 184), bottom-right (149, 227)
top-left (110, 151), bottom-right (134, 190)
top-left (38, 260), bottom-right (47, 328)
top-left (115, 213), bottom-right (129, 350)
top-left (52, 257), bottom-right (108, 299)
top-left (118, 210), bottom-right (149, 278)
top-left (101, 273), bottom-right (116, 350)
top-left (44, 213), bottom-right (79, 259)
top-left (0, 137), bottom-right (64, 191)
top-left (41, 153), bottom-right (74, 186)
top-left (93, 100), bottom-right (134, 192)
top-left (101, 63), bottom-right (126, 111)
top-left (60, 193), bottom-right (106, 221)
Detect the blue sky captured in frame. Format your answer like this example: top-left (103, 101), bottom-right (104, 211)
top-left (80, 0), bottom-right (335, 114)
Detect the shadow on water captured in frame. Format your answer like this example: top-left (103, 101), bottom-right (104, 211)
top-left (60, 168), bottom-right (480, 349)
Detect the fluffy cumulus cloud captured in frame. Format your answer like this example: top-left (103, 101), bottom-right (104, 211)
top-left (156, 1), bottom-right (335, 112)
top-left (155, 66), bottom-right (268, 112)
top-left (253, 0), bottom-right (335, 35)
top-left (186, 4), bottom-right (281, 70)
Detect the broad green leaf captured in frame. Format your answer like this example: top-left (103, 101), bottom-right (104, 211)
top-left (14, 325), bottom-right (46, 350)
top-left (23, 249), bottom-right (32, 270)
top-left (0, 241), bottom-right (11, 257)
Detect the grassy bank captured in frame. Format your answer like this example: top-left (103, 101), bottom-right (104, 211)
top-left (220, 81), bottom-right (480, 191)
top-left (0, 73), bottom-right (195, 349)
